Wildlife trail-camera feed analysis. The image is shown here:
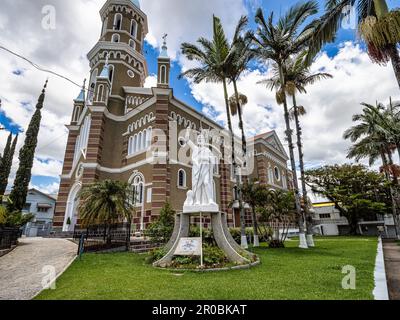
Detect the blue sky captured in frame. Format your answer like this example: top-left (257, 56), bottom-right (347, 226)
top-left (0, 0), bottom-right (399, 195)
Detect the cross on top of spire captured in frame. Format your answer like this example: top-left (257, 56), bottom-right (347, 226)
top-left (159, 34), bottom-right (169, 58)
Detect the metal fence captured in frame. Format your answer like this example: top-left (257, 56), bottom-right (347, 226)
top-left (0, 227), bottom-right (22, 250)
top-left (73, 223), bottom-right (131, 253)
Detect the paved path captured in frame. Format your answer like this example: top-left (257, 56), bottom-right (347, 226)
top-left (0, 237), bottom-right (77, 300)
top-left (383, 240), bottom-right (400, 300)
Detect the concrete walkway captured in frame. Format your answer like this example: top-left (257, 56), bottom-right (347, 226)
top-left (383, 240), bottom-right (400, 300)
top-left (0, 237), bottom-right (77, 300)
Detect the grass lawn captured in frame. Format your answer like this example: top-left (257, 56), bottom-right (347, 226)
top-left (36, 236), bottom-right (377, 300)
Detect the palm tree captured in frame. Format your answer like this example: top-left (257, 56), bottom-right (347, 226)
top-left (344, 102), bottom-right (400, 237)
top-left (180, 16), bottom-right (250, 248)
top-left (252, 1), bottom-right (319, 248)
top-left (259, 52), bottom-right (332, 246)
top-left (78, 180), bottom-right (134, 231)
top-left (227, 26), bottom-right (254, 158)
top-left (309, 0), bottom-right (400, 88)
top-left (379, 98), bottom-right (400, 161)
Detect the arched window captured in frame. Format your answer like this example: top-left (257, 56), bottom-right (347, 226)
top-left (131, 175), bottom-right (144, 205)
top-left (142, 129), bottom-right (147, 149)
top-left (108, 65), bottom-right (114, 93)
top-left (268, 165), bottom-right (274, 183)
top-left (74, 115), bottom-right (91, 163)
top-left (160, 65), bottom-right (167, 84)
top-left (178, 169), bottom-right (186, 188)
top-left (72, 105), bottom-right (81, 122)
top-left (112, 34), bottom-right (120, 43)
top-left (108, 65), bottom-right (114, 83)
top-left (128, 136), bottom-right (134, 155)
top-left (113, 13), bottom-right (122, 30)
top-left (129, 39), bottom-right (136, 49)
top-left (87, 69), bottom-right (98, 103)
top-left (146, 127), bottom-right (152, 147)
top-left (97, 84), bottom-right (104, 102)
top-left (130, 20), bottom-right (137, 38)
top-left (138, 131), bottom-right (143, 151)
top-left (133, 134), bottom-right (138, 153)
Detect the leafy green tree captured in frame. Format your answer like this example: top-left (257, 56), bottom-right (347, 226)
top-left (0, 134), bottom-right (18, 196)
top-left (180, 15), bottom-right (250, 248)
top-left (145, 202), bottom-right (176, 244)
top-left (0, 133), bottom-right (12, 196)
top-left (252, 1), bottom-right (319, 246)
top-left (8, 82), bottom-right (47, 212)
top-left (305, 164), bottom-right (390, 234)
top-left (343, 102), bottom-right (400, 235)
top-left (0, 197), bottom-right (34, 228)
top-left (309, 0), bottom-right (400, 88)
top-left (257, 189), bottom-right (296, 247)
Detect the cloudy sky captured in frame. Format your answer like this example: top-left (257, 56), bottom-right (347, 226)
top-left (0, 0), bottom-right (399, 197)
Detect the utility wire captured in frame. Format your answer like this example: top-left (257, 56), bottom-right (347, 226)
top-left (0, 44), bottom-right (91, 92)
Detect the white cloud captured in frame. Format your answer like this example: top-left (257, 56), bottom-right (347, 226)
top-left (30, 182), bottom-right (60, 195)
top-left (142, 0), bottom-right (247, 61)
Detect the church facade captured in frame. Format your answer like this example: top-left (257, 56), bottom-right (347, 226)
top-left (53, 0), bottom-right (292, 232)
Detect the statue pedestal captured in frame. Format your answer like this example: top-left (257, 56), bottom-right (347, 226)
top-left (183, 204), bottom-right (219, 214)
top-left (153, 211), bottom-right (251, 268)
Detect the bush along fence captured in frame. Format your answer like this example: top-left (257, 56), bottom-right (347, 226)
top-left (0, 227), bottom-right (22, 251)
top-left (73, 223), bottom-right (131, 254)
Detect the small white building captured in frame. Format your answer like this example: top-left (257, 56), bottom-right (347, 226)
top-left (5, 189), bottom-right (57, 237)
top-left (311, 202), bottom-right (397, 238)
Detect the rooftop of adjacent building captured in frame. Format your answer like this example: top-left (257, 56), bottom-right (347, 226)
top-left (3, 188), bottom-right (57, 202)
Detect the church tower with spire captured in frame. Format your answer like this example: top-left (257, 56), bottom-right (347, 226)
top-left (53, 0), bottom-right (291, 234)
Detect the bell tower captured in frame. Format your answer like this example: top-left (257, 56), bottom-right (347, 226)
top-left (86, 0), bottom-right (148, 115)
top-left (157, 34), bottom-right (171, 88)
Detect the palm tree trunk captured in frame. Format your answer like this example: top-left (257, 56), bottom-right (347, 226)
top-left (292, 95), bottom-right (314, 247)
top-left (381, 151), bottom-right (400, 239)
top-left (222, 78), bottom-right (248, 248)
top-left (233, 80), bottom-right (247, 157)
top-left (396, 143), bottom-right (400, 163)
top-left (233, 79), bottom-right (259, 246)
top-left (278, 64), bottom-right (307, 249)
top-left (387, 44), bottom-right (400, 90)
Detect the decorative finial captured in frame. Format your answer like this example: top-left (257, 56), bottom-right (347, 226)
top-left (162, 33), bottom-right (168, 45)
top-left (82, 78), bottom-right (87, 90)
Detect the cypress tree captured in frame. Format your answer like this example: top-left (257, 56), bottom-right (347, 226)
top-left (0, 134), bottom-right (18, 195)
top-left (8, 81), bottom-right (47, 211)
top-left (0, 133), bottom-right (12, 196)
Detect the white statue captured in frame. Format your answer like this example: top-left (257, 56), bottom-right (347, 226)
top-left (182, 129), bottom-right (219, 213)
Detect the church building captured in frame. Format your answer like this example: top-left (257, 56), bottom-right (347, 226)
top-left (53, 0), bottom-right (292, 232)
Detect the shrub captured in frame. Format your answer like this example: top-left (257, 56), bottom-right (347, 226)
top-left (170, 244), bottom-right (229, 269)
top-left (145, 203), bottom-right (175, 244)
top-left (230, 227), bottom-right (273, 244)
top-left (189, 226), bottom-right (215, 245)
top-left (145, 248), bottom-right (167, 264)
top-left (202, 244), bottom-right (228, 266)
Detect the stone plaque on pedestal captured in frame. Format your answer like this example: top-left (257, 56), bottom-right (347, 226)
top-left (174, 237), bottom-right (202, 256)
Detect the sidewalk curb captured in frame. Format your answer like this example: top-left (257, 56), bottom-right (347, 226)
top-left (373, 237), bottom-right (389, 300)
